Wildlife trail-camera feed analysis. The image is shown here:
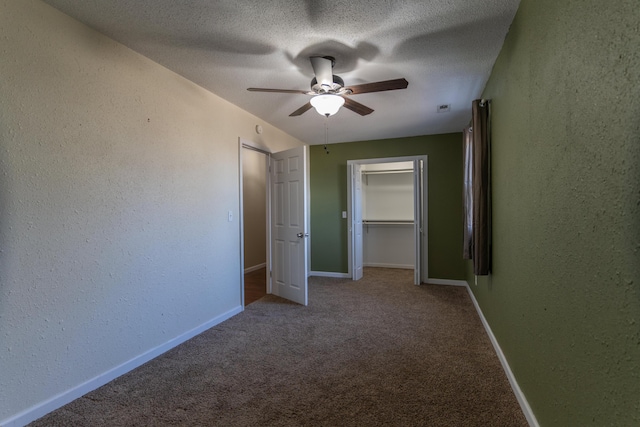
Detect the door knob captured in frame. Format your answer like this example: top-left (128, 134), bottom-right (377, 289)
top-left (297, 232), bottom-right (309, 238)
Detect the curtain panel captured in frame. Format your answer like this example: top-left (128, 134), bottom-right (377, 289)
top-left (471, 99), bottom-right (491, 275)
top-left (463, 100), bottom-right (491, 275)
top-left (462, 126), bottom-right (473, 260)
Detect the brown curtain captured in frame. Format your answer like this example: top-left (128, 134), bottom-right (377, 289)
top-left (462, 126), bottom-right (473, 259)
top-left (471, 99), bottom-right (491, 275)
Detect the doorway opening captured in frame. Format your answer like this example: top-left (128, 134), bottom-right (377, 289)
top-left (241, 144), bottom-right (269, 305)
top-left (347, 156), bottom-right (428, 285)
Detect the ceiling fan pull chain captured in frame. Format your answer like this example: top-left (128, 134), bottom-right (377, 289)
top-left (325, 117), bottom-right (328, 145)
top-left (324, 117), bottom-right (330, 154)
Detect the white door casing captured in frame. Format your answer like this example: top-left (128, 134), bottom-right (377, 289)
top-left (270, 146), bottom-right (309, 306)
top-left (418, 158), bottom-right (428, 283)
top-left (413, 159), bottom-right (423, 284)
top-left (351, 164), bottom-right (363, 280)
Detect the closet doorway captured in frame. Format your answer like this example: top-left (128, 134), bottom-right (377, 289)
top-left (347, 156), bottom-right (428, 285)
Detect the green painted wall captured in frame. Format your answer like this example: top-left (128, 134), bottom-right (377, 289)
top-left (468, 0), bottom-right (640, 424)
top-left (310, 134), bottom-right (465, 280)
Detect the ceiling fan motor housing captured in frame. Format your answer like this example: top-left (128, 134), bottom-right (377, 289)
top-left (311, 75), bottom-right (349, 94)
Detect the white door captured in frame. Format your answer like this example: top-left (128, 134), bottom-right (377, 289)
top-left (270, 146), bottom-right (308, 306)
top-left (351, 164), bottom-right (364, 280)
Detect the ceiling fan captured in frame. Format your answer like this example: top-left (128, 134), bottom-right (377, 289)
top-left (247, 56), bottom-right (408, 117)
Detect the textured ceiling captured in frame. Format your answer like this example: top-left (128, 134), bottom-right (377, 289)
top-left (41, 0), bottom-right (520, 145)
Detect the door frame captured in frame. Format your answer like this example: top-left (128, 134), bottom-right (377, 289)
top-left (238, 138), bottom-right (310, 306)
top-left (347, 155), bottom-right (428, 284)
top-left (239, 138), bottom-right (273, 307)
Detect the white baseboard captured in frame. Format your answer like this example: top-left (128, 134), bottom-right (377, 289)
top-left (363, 263), bottom-right (414, 269)
top-left (244, 262), bottom-right (266, 274)
top-left (309, 271), bottom-right (350, 278)
top-left (1, 305), bottom-right (243, 427)
top-left (425, 278), bottom-right (468, 286)
top-left (463, 282), bottom-right (539, 427)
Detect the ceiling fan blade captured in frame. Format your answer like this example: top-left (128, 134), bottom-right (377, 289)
top-left (247, 88), bottom-right (309, 94)
top-left (289, 102), bottom-right (313, 116)
top-left (345, 78), bottom-right (409, 95)
top-left (310, 56), bottom-right (334, 89)
top-left (343, 97), bottom-right (374, 116)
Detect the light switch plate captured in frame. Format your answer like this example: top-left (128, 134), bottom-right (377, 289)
top-left (342, 211), bottom-right (347, 219)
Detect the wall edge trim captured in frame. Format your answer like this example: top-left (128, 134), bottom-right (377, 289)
top-left (309, 271), bottom-right (350, 278)
top-left (463, 282), bottom-right (540, 427)
top-left (244, 262), bottom-right (266, 274)
top-left (1, 306), bottom-right (243, 427)
top-left (425, 278), bottom-right (468, 286)
top-left (364, 263), bottom-right (414, 269)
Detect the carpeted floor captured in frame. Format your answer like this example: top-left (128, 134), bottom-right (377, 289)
top-left (29, 268), bottom-right (528, 426)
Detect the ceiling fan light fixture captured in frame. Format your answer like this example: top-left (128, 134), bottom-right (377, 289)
top-left (310, 94), bottom-right (345, 117)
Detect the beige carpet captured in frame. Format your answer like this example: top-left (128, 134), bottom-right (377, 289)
top-left (30, 268), bottom-right (528, 426)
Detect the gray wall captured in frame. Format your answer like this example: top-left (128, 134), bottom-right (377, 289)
top-left (0, 0), bottom-right (303, 423)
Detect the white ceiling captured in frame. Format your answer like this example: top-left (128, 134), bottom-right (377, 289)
top-left (41, 0), bottom-right (520, 145)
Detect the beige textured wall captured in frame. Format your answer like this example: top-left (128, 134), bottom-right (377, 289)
top-left (0, 0), bottom-right (304, 423)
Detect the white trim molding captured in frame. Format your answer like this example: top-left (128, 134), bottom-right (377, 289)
top-left (1, 306), bottom-right (243, 427)
top-left (244, 262), bottom-right (266, 274)
top-left (463, 282), bottom-right (540, 427)
top-left (309, 271), bottom-right (351, 279)
top-left (364, 262), bottom-right (414, 270)
top-left (425, 278), bottom-right (468, 286)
